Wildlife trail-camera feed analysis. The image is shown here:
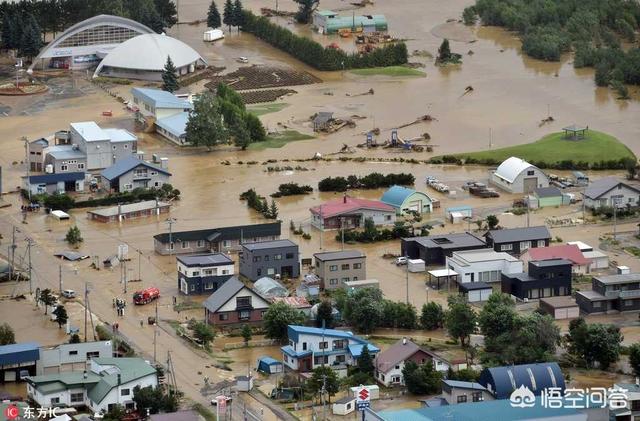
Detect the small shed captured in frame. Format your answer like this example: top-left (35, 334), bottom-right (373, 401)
top-left (257, 356), bottom-right (284, 374)
top-left (254, 277), bottom-right (289, 299)
top-left (380, 185), bottom-right (433, 215)
top-left (446, 206), bottom-right (472, 224)
top-left (533, 186), bottom-right (563, 208)
top-left (583, 250), bottom-right (609, 270)
top-left (344, 279), bottom-right (380, 291)
top-left (103, 254), bottom-right (120, 269)
top-left (539, 296), bottom-right (579, 320)
top-left (408, 259), bottom-right (425, 273)
top-left (313, 112), bottom-right (334, 132)
top-left (458, 282), bottom-right (493, 303)
top-left (203, 28), bottom-right (224, 41)
top-left (332, 396), bottom-right (356, 416)
top-left (236, 375), bottom-right (254, 392)
top-left (271, 296), bottom-right (312, 316)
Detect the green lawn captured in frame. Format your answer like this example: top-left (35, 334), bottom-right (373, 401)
top-left (350, 66), bottom-right (426, 77)
top-left (247, 130), bottom-right (314, 150)
top-left (247, 102), bottom-right (289, 116)
top-left (445, 130), bottom-right (635, 167)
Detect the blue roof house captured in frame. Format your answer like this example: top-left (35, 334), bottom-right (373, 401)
top-left (281, 325), bottom-right (379, 373)
top-left (478, 362), bottom-right (565, 400)
top-left (23, 172), bottom-right (85, 195)
top-left (131, 87), bottom-right (193, 145)
top-left (381, 185), bottom-right (433, 216)
top-left (100, 156), bottom-right (171, 193)
top-left (0, 342), bottom-right (40, 380)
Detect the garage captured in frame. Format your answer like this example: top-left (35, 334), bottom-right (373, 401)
top-left (458, 282), bottom-right (493, 303)
top-left (583, 251), bottom-right (609, 271)
top-left (539, 296), bottom-right (580, 320)
top-left (406, 201), bottom-right (421, 213)
top-left (381, 185), bottom-right (433, 216)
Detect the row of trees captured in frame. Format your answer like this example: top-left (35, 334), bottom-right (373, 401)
top-left (338, 218), bottom-right (414, 243)
top-left (435, 154), bottom-right (638, 171)
top-left (271, 183), bottom-right (313, 197)
top-left (318, 172), bottom-right (415, 192)
top-left (185, 83), bottom-right (266, 149)
top-left (463, 0), bottom-right (640, 90)
top-left (1, 10), bottom-right (42, 58)
top-left (239, 188), bottom-right (279, 219)
top-left (241, 10), bottom-right (408, 71)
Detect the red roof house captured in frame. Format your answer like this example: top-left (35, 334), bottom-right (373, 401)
top-left (310, 196), bottom-right (396, 231)
top-left (521, 244), bottom-right (590, 274)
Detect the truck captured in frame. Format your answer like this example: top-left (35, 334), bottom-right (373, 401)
top-left (133, 287), bottom-right (160, 305)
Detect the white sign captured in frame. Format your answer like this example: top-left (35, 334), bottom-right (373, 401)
top-left (356, 386), bottom-right (370, 404)
top-left (118, 244), bottom-right (129, 260)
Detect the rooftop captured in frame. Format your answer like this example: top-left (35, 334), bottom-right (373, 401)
top-left (310, 196), bottom-right (395, 219)
top-left (575, 290), bottom-right (610, 301)
top-left (70, 121), bottom-right (109, 142)
top-left (0, 342), bottom-right (40, 357)
top-left (103, 128), bottom-right (137, 143)
top-left (442, 379), bottom-right (487, 391)
top-left (449, 248), bottom-right (519, 266)
top-left (272, 296), bottom-right (311, 308)
top-left (486, 226), bottom-right (551, 243)
top-left (534, 186), bottom-right (562, 198)
top-left (132, 87), bottom-right (193, 109)
top-left (540, 295), bottom-right (578, 308)
top-left (313, 250), bottom-right (364, 261)
top-left (458, 281), bottom-right (493, 292)
top-left (529, 258), bottom-right (574, 268)
top-left (493, 157), bottom-right (539, 184)
top-left (525, 244), bottom-right (589, 266)
top-left (203, 277), bottom-right (267, 313)
top-left (566, 241), bottom-right (593, 251)
top-left (101, 156), bottom-right (170, 181)
top-left (45, 145), bottom-right (86, 160)
top-left (241, 239), bottom-right (297, 251)
top-left (409, 232), bottom-right (486, 249)
top-left (156, 112), bottom-right (189, 138)
top-left (87, 200), bottom-right (170, 218)
top-left (594, 273), bottom-right (640, 285)
top-left (380, 185), bottom-right (431, 208)
top-left (176, 253), bottom-right (233, 267)
top-left (28, 172), bottom-right (85, 184)
top-left (153, 222), bottom-right (282, 244)
top-left (375, 338), bottom-right (437, 374)
top-left (584, 177), bottom-right (640, 199)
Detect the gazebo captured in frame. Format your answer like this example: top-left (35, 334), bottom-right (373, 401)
top-left (562, 124), bottom-right (588, 140)
top-left (427, 268), bottom-right (458, 290)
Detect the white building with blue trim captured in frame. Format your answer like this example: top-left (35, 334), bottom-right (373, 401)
top-left (131, 88), bottom-right (193, 145)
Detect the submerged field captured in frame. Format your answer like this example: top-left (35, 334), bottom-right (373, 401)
top-left (442, 130), bottom-right (636, 168)
top-left (246, 130), bottom-right (315, 150)
top-left (350, 66), bottom-right (427, 77)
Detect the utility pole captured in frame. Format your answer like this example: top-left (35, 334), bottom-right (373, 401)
top-left (123, 259), bottom-right (128, 294)
top-left (138, 249), bottom-right (142, 282)
top-left (153, 300), bottom-right (158, 364)
top-left (319, 205), bottom-right (323, 250)
top-left (84, 282), bottom-right (88, 342)
top-left (166, 218), bottom-right (176, 255)
top-left (613, 204), bottom-right (618, 241)
top-left (526, 198), bottom-right (530, 227)
top-left (340, 217), bottom-right (345, 251)
top-left (9, 226), bottom-right (17, 280)
top-left (488, 127), bottom-right (492, 149)
top-left (59, 265), bottom-right (62, 295)
top-left (405, 254), bottom-right (409, 304)
top-left (22, 136), bottom-right (31, 202)
top-left (26, 237), bottom-right (33, 295)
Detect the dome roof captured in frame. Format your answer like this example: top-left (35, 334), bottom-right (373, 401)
top-left (95, 33), bottom-right (205, 73)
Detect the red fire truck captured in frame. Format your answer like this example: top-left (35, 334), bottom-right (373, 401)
top-left (133, 287), bottom-right (160, 305)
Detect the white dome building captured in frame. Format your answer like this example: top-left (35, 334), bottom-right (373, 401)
top-left (93, 33), bottom-right (207, 81)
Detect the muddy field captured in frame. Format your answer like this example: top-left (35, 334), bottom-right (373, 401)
top-left (205, 65), bottom-right (321, 91)
top-left (239, 88), bottom-right (297, 104)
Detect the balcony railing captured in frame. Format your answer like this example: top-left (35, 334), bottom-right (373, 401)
top-left (604, 289), bottom-right (640, 299)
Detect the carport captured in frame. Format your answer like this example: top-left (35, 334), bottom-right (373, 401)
top-left (427, 269), bottom-right (458, 290)
top-left (458, 282), bottom-right (493, 303)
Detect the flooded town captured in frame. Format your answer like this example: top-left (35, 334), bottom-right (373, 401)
top-left (0, 0), bottom-right (640, 420)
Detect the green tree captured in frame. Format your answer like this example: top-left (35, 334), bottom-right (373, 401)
top-left (293, 0), bottom-right (319, 24)
top-left (39, 288), bottom-right (56, 315)
top-left (192, 321), bottom-right (216, 348)
top-left (65, 225), bottom-right (83, 246)
top-left (245, 113), bottom-right (266, 142)
top-left (566, 318), bottom-right (623, 369)
top-left (20, 14), bottom-right (43, 59)
top-left (357, 345), bottom-right (375, 377)
top-left (241, 324), bottom-right (252, 346)
top-left (629, 343), bottom-right (640, 377)
top-left (222, 0), bottom-right (234, 29)
top-left (185, 92), bottom-right (229, 149)
top-left (315, 300), bottom-right (334, 328)
top-left (207, 0), bottom-right (221, 28)
top-left (402, 361), bottom-right (442, 395)
top-left (161, 56), bottom-right (180, 93)
top-left (154, 0), bottom-right (178, 29)
top-left (343, 288), bottom-right (383, 333)
top-left (437, 38), bottom-right (451, 62)
top-left (268, 200), bottom-right (279, 219)
top-left (307, 366), bottom-right (339, 403)
top-left (103, 404), bottom-right (126, 421)
top-left (478, 292), bottom-right (517, 353)
top-left (232, 119), bottom-right (251, 150)
top-left (126, 0), bottom-right (164, 32)
top-left (44, 192), bottom-right (75, 211)
top-left (53, 305), bottom-right (68, 328)
top-left (232, 0), bottom-right (244, 28)
top-left (0, 323), bottom-right (16, 345)
top-left (420, 302), bottom-right (444, 330)
top-left (444, 295), bottom-right (476, 347)
top-left (69, 333), bottom-right (81, 344)
top-left (132, 385), bottom-right (178, 414)
top-left (486, 214), bottom-right (499, 230)
top-left (264, 302), bottom-right (305, 343)
top-left (462, 6), bottom-right (477, 25)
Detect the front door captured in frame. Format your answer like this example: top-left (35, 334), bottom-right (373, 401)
top-left (523, 177), bottom-right (538, 193)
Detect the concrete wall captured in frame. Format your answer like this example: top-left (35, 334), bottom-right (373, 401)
top-left (239, 245), bottom-right (300, 281)
top-left (447, 257), bottom-right (523, 284)
top-left (44, 154), bottom-right (87, 173)
top-left (37, 341), bottom-right (112, 375)
top-left (109, 168), bottom-right (170, 192)
top-left (111, 141), bottom-right (137, 162)
top-left (316, 257), bottom-right (366, 290)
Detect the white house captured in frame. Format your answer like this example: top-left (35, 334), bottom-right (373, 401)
top-left (446, 248), bottom-right (523, 284)
top-left (26, 357), bottom-right (157, 414)
top-left (281, 325), bottom-right (379, 373)
top-left (37, 341), bottom-right (112, 375)
top-left (131, 87), bottom-right (193, 145)
top-left (375, 338), bottom-right (449, 387)
top-left (583, 177), bottom-right (640, 209)
top-left (490, 157), bottom-right (549, 194)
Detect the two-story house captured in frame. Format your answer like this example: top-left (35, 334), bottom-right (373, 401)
top-left (313, 250), bottom-right (366, 290)
top-left (131, 87), bottom-right (193, 145)
top-left (611, 381), bottom-right (640, 420)
top-left (177, 253), bottom-right (234, 295)
top-left (100, 156), bottom-right (171, 193)
top-left (239, 239), bottom-right (300, 281)
top-left (583, 177), bottom-right (640, 210)
top-left (203, 277), bottom-right (270, 327)
top-left (281, 325), bottom-right (379, 373)
top-left (501, 259), bottom-right (573, 301)
top-left (29, 138), bottom-right (49, 172)
top-left (575, 273), bottom-right (640, 314)
top-left (26, 357), bottom-right (157, 414)
top-left (446, 248), bottom-right (523, 284)
top-left (70, 121), bottom-right (114, 170)
top-left (375, 338), bottom-right (449, 387)
top-left (484, 226), bottom-right (551, 256)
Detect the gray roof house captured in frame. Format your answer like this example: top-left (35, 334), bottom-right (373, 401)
top-left (43, 145), bottom-right (87, 174)
top-left (100, 156), bottom-right (171, 193)
top-left (203, 277), bottom-right (270, 326)
top-left (239, 239), bottom-right (300, 281)
top-left (314, 250), bottom-right (366, 290)
top-left (29, 138), bottom-right (49, 172)
top-left (583, 177), bottom-right (640, 209)
top-left (484, 226), bottom-right (551, 256)
top-left (177, 253), bottom-right (235, 295)
top-left (23, 172), bottom-right (85, 195)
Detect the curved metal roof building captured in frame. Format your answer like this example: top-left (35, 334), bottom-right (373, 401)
top-left (29, 14), bottom-right (154, 71)
top-left (93, 33), bottom-right (207, 81)
top-left (478, 362), bottom-right (566, 399)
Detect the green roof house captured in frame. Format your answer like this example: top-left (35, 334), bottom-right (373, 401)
top-left (26, 357), bottom-right (158, 414)
top-left (381, 185), bottom-right (433, 216)
top-left (312, 10), bottom-right (388, 35)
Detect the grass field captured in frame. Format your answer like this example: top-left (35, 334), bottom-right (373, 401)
top-left (247, 130), bottom-right (314, 150)
top-left (444, 130), bottom-right (635, 167)
top-left (350, 66), bottom-right (426, 77)
top-left (247, 103), bottom-right (289, 116)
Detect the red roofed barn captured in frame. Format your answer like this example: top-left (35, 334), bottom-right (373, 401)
top-left (521, 244), bottom-right (590, 274)
top-left (310, 195), bottom-right (396, 231)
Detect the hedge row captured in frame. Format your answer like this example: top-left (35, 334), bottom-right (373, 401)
top-left (431, 155), bottom-right (635, 171)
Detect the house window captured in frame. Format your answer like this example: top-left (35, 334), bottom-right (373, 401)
top-left (197, 240), bottom-right (205, 248)
top-left (341, 264), bottom-right (350, 270)
top-left (353, 263), bottom-right (362, 269)
top-left (190, 284), bottom-right (195, 291)
top-left (237, 297), bottom-right (252, 308)
top-left (527, 170), bottom-right (535, 176)
top-left (223, 240), bottom-right (231, 247)
top-left (319, 341), bottom-right (329, 349)
top-left (391, 375), bottom-right (401, 384)
top-left (70, 392), bottom-right (84, 403)
top-left (69, 350), bottom-right (78, 356)
top-left (267, 268), bottom-right (275, 275)
top-left (274, 254), bottom-right (282, 260)
top-left (593, 301), bottom-right (602, 309)
top-left (341, 277), bottom-right (350, 283)
top-left (537, 240), bottom-right (546, 247)
top-left (385, 215), bottom-right (392, 221)
top-left (204, 269), bottom-right (214, 276)
top-left (168, 242), bottom-right (175, 250)
top-left (78, 163), bottom-right (85, 170)
top-left (529, 289), bottom-right (539, 299)
top-left (253, 256), bottom-right (262, 262)
top-left (121, 388), bottom-right (130, 396)
top-left (472, 392), bottom-right (483, 402)
top-left (264, 255), bottom-right (270, 261)
top-left (61, 165), bottom-right (68, 172)
top-left (51, 398), bottom-right (60, 405)
top-left (500, 244), bottom-right (513, 251)
top-left (329, 279), bottom-right (338, 285)
top-left (520, 241), bottom-right (531, 251)
top-left (181, 241), bottom-right (189, 249)
top-left (86, 351), bottom-right (99, 359)
top-left (302, 342), bottom-right (307, 351)
top-left (333, 339), bottom-right (346, 349)
top-left (395, 365), bottom-right (400, 369)
top-left (314, 355), bottom-right (329, 365)
top-left (222, 269), bottom-right (229, 275)
top-left (286, 253), bottom-right (294, 259)
top-left (335, 355), bottom-right (346, 363)
top-left (239, 310), bottom-right (250, 320)
top-left (192, 271), bottom-right (200, 276)
top-left (329, 265), bottom-right (338, 271)
top-left (112, 145), bottom-right (117, 150)
top-left (543, 287), bottom-right (552, 297)
top-left (457, 395), bottom-right (467, 403)
top-left (205, 282), bottom-right (213, 290)
top-left (219, 313), bottom-right (229, 321)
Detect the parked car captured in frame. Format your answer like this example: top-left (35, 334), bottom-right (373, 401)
top-left (62, 289), bottom-right (76, 299)
top-left (237, 56), bottom-right (249, 63)
top-left (395, 256), bottom-right (408, 266)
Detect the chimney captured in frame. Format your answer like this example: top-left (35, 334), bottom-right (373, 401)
top-left (402, 337), bottom-right (407, 345)
top-left (343, 193), bottom-right (347, 204)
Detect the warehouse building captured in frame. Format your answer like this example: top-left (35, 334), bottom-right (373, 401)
top-left (313, 10), bottom-right (388, 34)
top-left (490, 157), bottom-right (549, 194)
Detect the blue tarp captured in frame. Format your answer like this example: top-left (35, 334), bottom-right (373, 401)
top-left (257, 356), bottom-right (283, 374)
